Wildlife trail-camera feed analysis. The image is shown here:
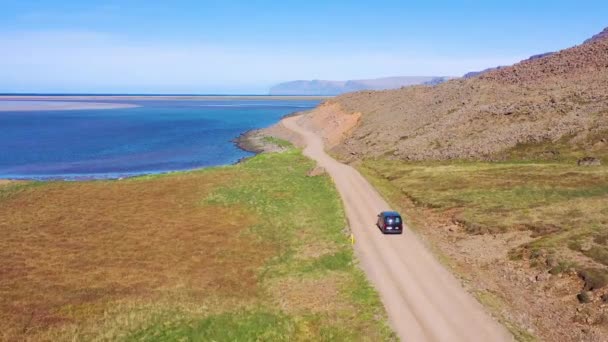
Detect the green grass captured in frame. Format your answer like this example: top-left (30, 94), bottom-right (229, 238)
top-left (2, 148), bottom-right (393, 341)
top-left (196, 149), bottom-right (395, 340)
top-left (358, 148), bottom-right (608, 341)
top-left (262, 136), bottom-right (293, 149)
top-left (0, 181), bottom-right (45, 201)
top-left (360, 159), bottom-right (607, 237)
top-left (133, 149), bottom-right (394, 340)
top-left (359, 145), bottom-right (608, 289)
top-left (498, 130), bottom-right (608, 163)
top-left (128, 311), bottom-right (300, 341)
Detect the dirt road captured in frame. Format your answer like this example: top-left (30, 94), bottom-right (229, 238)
top-left (282, 116), bottom-right (512, 342)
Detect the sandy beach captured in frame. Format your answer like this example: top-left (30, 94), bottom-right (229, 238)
top-left (0, 100), bottom-right (139, 112)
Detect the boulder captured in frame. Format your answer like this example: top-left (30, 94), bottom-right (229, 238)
top-left (577, 291), bottom-right (593, 304)
top-left (577, 157), bottom-right (601, 167)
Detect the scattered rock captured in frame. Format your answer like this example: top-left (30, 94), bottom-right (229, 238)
top-left (578, 291), bottom-right (593, 304)
top-left (307, 166), bottom-right (326, 177)
top-left (596, 312), bottom-right (608, 325)
top-left (233, 130), bottom-right (266, 154)
top-left (528, 223), bottom-right (562, 237)
top-left (536, 273), bottom-right (551, 282)
top-left (579, 269), bottom-right (608, 291)
top-left (546, 255), bottom-right (559, 268)
top-left (580, 241), bottom-right (593, 252)
top-left (577, 157), bottom-right (601, 167)
top-left (574, 307), bottom-right (593, 324)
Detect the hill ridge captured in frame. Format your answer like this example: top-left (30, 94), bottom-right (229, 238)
top-left (296, 27), bottom-right (608, 161)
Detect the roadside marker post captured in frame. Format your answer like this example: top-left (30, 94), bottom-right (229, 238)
top-left (350, 234), bottom-right (355, 245)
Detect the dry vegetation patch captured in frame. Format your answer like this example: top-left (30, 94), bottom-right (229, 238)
top-left (269, 274), bottom-right (353, 315)
top-left (0, 150), bottom-right (393, 340)
top-left (0, 172), bottom-right (273, 338)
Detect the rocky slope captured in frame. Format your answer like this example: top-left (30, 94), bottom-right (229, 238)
top-left (585, 27), bottom-right (608, 43)
top-left (463, 52), bottom-right (554, 79)
top-left (269, 76), bottom-right (453, 95)
top-left (298, 28), bottom-right (608, 161)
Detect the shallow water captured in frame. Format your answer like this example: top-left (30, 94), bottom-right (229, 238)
top-left (0, 98), bottom-right (318, 180)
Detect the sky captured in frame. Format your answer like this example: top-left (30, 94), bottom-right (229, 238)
top-left (0, 1), bottom-right (606, 94)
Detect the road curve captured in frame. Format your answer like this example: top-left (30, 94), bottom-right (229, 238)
top-left (282, 116), bottom-right (512, 342)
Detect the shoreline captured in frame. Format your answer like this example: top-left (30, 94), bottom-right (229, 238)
top-left (233, 130), bottom-right (267, 154)
top-left (0, 132), bottom-right (287, 182)
top-left (0, 100), bottom-right (139, 112)
top-left (233, 120), bottom-right (307, 156)
top-left (233, 108), bottom-right (311, 155)
top-left (1, 108), bottom-right (310, 181)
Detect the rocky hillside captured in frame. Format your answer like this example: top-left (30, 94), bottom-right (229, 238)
top-left (463, 52), bottom-right (554, 79)
top-left (268, 76), bottom-right (453, 95)
top-left (300, 27), bottom-right (608, 161)
top-left (585, 27), bottom-right (608, 43)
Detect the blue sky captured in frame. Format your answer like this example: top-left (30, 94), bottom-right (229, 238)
top-left (0, 1), bottom-right (606, 94)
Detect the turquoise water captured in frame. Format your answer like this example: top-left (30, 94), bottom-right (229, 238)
top-left (0, 98), bottom-right (319, 180)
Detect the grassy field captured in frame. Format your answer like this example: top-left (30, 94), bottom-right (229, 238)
top-left (0, 148), bottom-right (393, 341)
top-left (359, 156), bottom-right (608, 284)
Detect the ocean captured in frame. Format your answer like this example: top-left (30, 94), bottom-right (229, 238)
top-left (0, 97), bottom-right (320, 180)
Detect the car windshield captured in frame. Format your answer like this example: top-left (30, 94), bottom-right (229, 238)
top-left (385, 216), bottom-right (401, 224)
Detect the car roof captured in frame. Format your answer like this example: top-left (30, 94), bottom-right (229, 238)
top-left (382, 211), bottom-right (401, 217)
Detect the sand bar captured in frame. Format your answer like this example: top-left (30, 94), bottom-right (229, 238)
top-left (0, 95), bottom-right (331, 102)
top-left (0, 100), bottom-right (140, 112)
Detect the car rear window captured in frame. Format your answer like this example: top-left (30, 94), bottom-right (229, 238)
top-left (385, 216), bottom-right (401, 224)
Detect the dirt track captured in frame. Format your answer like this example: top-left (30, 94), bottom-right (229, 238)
top-left (282, 115), bottom-right (513, 341)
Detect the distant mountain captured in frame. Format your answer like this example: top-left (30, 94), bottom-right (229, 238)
top-left (269, 76), bottom-right (454, 95)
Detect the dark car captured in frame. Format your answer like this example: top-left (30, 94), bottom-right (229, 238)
top-left (376, 211), bottom-right (403, 234)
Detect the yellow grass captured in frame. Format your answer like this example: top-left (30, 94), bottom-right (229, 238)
top-left (0, 150), bottom-right (393, 341)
